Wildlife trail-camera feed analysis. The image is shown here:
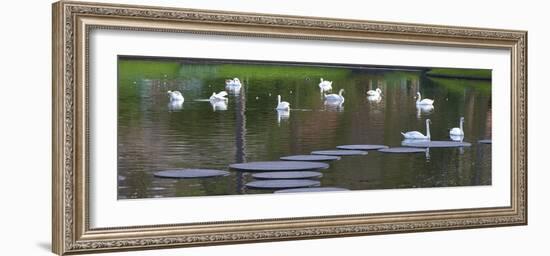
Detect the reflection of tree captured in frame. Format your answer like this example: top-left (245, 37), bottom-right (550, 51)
top-left (485, 107), bottom-right (492, 138)
top-left (289, 109), bottom-right (342, 153)
top-left (235, 86), bottom-right (247, 194)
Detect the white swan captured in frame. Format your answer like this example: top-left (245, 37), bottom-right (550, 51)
top-left (416, 92), bottom-right (434, 106)
top-left (209, 91), bottom-right (228, 102)
top-left (225, 78), bottom-right (242, 87)
top-left (319, 78), bottom-right (333, 93)
top-left (324, 89), bottom-right (345, 103)
top-left (276, 95), bottom-right (290, 110)
top-left (167, 90), bottom-right (184, 102)
top-left (367, 88), bottom-right (382, 97)
top-left (401, 119), bottom-right (431, 140)
top-left (225, 78), bottom-right (242, 93)
top-left (450, 117), bottom-right (465, 136)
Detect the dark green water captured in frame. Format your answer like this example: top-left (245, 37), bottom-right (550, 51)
top-left (117, 58), bottom-right (492, 199)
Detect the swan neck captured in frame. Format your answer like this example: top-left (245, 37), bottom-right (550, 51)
top-left (460, 119), bottom-right (464, 131)
top-left (278, 95), bottom-right (281, 104)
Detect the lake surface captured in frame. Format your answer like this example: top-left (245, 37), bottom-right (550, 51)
top-left (117, 58), bottom-right (492, 199)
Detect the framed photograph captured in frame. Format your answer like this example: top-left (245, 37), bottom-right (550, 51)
top-left (52, 1), bottom-right (527, 255)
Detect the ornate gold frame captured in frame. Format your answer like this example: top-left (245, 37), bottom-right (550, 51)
top-left (52, 1), bottom-right (527, 255)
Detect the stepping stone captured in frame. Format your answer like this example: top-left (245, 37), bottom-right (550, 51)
top-left (252, 171), bottom-right (323, 180)
top-left (153, 169), bottom-right (229, 179)
top-left (230, 161), bottom-right (329, 172)
top-left (478, 139), bottom-right (492, 144)
top-left (148, 187), bottom-right (168, 191)
top-left (245, 179), bottom-right (320, 189)
top-left (280, 155), bottom-right (341, 161)
top-left (337, 144), bottom-right (389, 150)
top-left (378, 147), bottom-right (426, 153)
top-left (274, 187), bottom-right (350, 193)
top-left (401, 140), bottom-right (472, 148)
top-left (311, 150), bottom-right (368, 156)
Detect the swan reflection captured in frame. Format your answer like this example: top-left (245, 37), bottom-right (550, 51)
top-left (276, 109), bottom-right (290, 124)
top-left (210, 100), bottom-right (228, 111)
top-left (167, 101), bottom-right (183, 112)
top-left (324, 100), bottom-right (344, 112)
top-left (367, 95), bottom-right (382, 103)
top-left (400, 139), bottom-right (431, 162)
top-left (425, 148), bottom-right (431, 162)
top-left (225, 85), bottom-right (241, 95)
top-left (450, 134), bottom-right (464, 142)
top-left (416, 104), bottom-right (434, 119)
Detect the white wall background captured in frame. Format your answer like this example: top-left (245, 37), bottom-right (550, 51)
top-left (0, 0), bottom-right (547, 255)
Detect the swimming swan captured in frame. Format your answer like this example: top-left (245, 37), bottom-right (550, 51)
top-left (324, 89), bottom-right (345, 103)
top-left (319, 78), bottom-right (333, 92)
top-left (401, 119), bottom-right (431, 140)
top-left (449, 117), bottom-right (465, 136)
top-left (416, 92), bottom-right (434, 106)
top-left (167, 90), bottom-right (184, 102)
top-left (209, 91), bottom-right (228, 102)
top-left (276, 95), bottom-right (290, 110)
top-left (225, 78), bottom-right (242, 87)
top-left (367, 88), bottom-right (382, 97)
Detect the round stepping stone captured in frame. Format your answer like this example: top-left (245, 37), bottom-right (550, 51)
top-left (229, 161), bottom-right (329, 172)
top-left (311, 150), bottom-right (368, 156)
top-left (148, 187), bottom-right (168, 191)
top-left (378, 147), bottom-right (426, 153)
top-left (274, 187), bottom-right (350, 193)
top-left (401, 140), bottom-right (472, 148)
top-left (245, 179), bottom-right (320, 189)
top-left (478, 139), bottom-right (492, 144)
top-left (280, 155), bottom-right (341, 161)
top-left (252, 171), bottom-right (323, 180)
top-left (153, 169), bottom-right (229, 179)
top-left (337, 144), bottom-right (389, 150)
